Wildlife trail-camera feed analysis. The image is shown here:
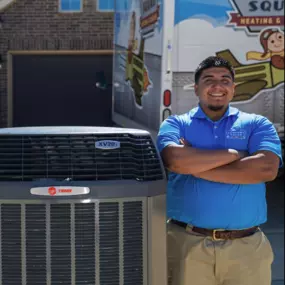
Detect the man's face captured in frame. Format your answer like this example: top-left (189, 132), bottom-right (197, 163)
top-left (194, 67), bottom-right (235, 112)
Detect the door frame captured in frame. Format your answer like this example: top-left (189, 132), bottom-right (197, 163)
top-left (7, 50), bottom-right (114, 127)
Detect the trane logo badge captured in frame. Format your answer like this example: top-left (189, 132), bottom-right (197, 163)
top-left (48, 187), bottom-right (72, 196)
top-left (95, 140), bottom-right (121, 150)
top-left (30, 187), bottom-right (90, 196)
top-left (48, 187), bottom-right (57, 196)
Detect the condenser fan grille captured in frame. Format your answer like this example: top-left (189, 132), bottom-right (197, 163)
top-left (0, 134), bottom-right (163, 181)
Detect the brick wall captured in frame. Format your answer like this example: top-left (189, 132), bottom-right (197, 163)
top-left (0, 0), bottom-right (114, 127)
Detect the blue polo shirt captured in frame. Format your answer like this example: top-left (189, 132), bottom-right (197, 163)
top-left (157, 106), bottom-right (283, 230)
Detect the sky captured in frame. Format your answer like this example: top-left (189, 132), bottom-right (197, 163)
top-left (174, 0), bottom-right (233, 26)
top-left (179, 0), bottom-right (231, 7)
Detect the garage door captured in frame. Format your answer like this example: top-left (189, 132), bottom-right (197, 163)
top-left (12, 54), bottom-right (113, 127)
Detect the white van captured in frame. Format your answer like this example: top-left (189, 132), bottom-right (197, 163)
top-left (112, 1), bottom-right (284, 283)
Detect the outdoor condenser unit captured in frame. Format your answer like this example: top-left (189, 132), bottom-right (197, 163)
top-left (0, 127), bottom-right (167, 285)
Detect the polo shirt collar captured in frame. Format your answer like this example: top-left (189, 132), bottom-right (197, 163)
top-left (190, 105), bottom-right (239, 121)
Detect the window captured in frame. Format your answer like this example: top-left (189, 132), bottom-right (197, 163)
top-left (59, 0), bottom-right (82, 12)
top-left (115, 0), bottom-right (130, 11)
top-left (97, 0), bottom-right (114, 11)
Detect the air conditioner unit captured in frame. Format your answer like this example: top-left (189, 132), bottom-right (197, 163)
top-left (0, 126), bottom-right (167, 285)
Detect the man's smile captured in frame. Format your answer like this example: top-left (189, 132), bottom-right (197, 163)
top-left (209, 92), bottom-right (226, 98)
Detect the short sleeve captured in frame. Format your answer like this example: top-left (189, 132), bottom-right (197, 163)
top-left (248, 115), bottom-right (283, 167)
top-left (156, 115), bottom-right (183, 153)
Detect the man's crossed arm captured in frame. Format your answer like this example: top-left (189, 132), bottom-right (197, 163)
top-left (161, 139), bottom-right (280, 184)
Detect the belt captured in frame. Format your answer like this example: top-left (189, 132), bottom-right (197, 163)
top-left (170, 219), bottom-right (258, 241)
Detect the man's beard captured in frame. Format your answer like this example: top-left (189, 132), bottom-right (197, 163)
top-left (208, 105), bottom-right (225, 111)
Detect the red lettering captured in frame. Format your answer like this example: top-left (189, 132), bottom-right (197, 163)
top-left (59, 189), bottom-right (72, 193)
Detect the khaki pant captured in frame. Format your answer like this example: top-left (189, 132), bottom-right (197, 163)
top-left (168, 223), bottom-right (274, 285)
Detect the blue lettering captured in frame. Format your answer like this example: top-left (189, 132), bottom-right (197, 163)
top-left (249, 1), bottom-right (258, 12)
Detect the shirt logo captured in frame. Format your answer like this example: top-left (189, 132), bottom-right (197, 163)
top-left (226, 130), bottom-right (247, 139)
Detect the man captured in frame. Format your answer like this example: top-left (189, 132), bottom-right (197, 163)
top-left (156, 56), bottom-right (283, 285)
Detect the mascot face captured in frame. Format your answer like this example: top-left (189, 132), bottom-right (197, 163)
top-left (267, 32), bottom-right (284, 53)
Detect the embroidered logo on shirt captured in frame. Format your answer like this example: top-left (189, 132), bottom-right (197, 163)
top-left (226, 130), bottom-right (247, 139)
